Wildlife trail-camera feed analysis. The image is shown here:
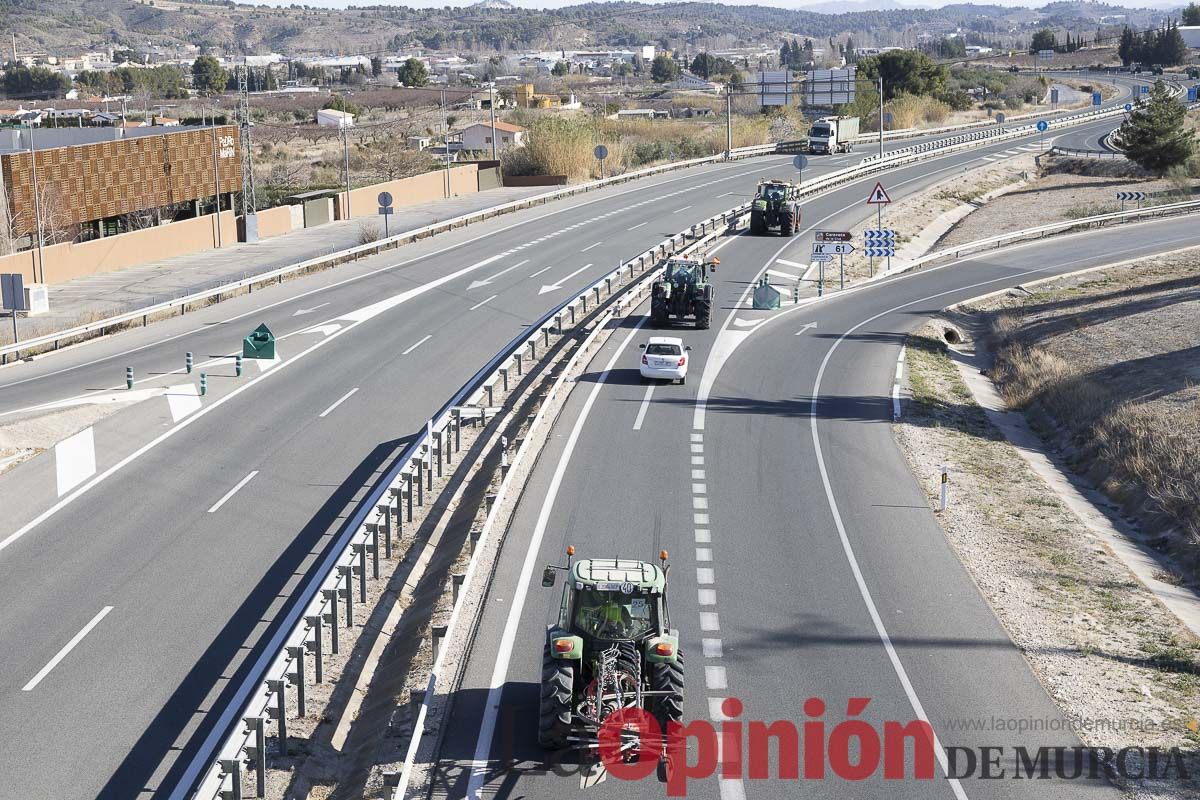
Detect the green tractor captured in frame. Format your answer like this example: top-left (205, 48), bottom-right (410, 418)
top-left (650, 256), bottom-right (717, 329)
top-left (749, 179), bottom-right (801, 236)
top-left (538, 548), bottom-right (683, 760)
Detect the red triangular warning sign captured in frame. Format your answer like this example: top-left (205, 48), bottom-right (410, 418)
top-left (866, 182), bottom-right (892, 204)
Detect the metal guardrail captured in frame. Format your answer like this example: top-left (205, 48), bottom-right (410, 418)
top-left (1050, 145), bottom-right (1124, 160)
top-left (180, 100), bottom-right (1151, 799)
top-left (178, 203), bottom-right (750, 800)
top-left (0, 143), bottom-right (778, 364)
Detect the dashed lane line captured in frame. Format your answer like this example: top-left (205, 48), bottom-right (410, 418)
top-left (22, 606), bottom-right (114, 691)
top-left (207, 470), bottom-right (259, 514)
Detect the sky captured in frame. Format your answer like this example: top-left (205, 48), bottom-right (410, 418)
top-left (232, 0), bottom-right (1170, 9)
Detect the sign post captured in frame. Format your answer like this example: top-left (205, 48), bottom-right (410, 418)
top-left (865, 182), bottom-right (892, 273)
top-left (793, 154), bottom-right (808, 183)
top-left (1036, 119), bottom-right (1049, 150)
top-left (1092, 90), bottom-right (1102, 107)
top-left (594, 144), bottom-right (609, 180)
top-left (377, 191), bottom-right (394, 238)
top-left (817, 231), bottom-right (853, 288)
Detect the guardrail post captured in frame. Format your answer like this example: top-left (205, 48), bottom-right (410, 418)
top-left (434, 431), bottom-right (444, 477)
top-left (245, 716), bottom-right (266, 798)
top-left (500, 367), bottom-right (509, 392)
top-left (267, 679), bottom-right (288, 755)
top-left (514, 352), bottom-right (523, 377)
top-left (409, 688), bottom-right (426, 734)
top-left (451, 409), bottom-right (462, 452)
top-left (470, 526), bottom-right (482, 553)
top-left (606, 277), bottom-right (613, 295)
top-left (367, 523), bottom-right (381, 577)
top-left (432, 624), bottom-right (448, 662)
top-left (425, 447), bottom-right (433, 491)
top-left (305, 615), bottom-right (324, 683)
top-left (593, 286), bottom-right (600, 305)
top-left (352, 543), bottom-right (367, 604)
top-left (485, 384), bottom-right (494, 407)
top-left (581, 294), bottom-right (588, 314)
top-left (569, 305), bottom-right (576, 325)
top-left (411, 460), bottom-right (423, 507)
top-left (554, 313), bottom-right (563, 334)
top-left (452, 573), bottom-right (465, 606)
top-left (529, 339), bottom-right (538, 361)
top-left (286, 646), bottom-right (306, 717)
top-left (322, 588), bottom-right (340, 655)
top-left (338, 565), bottom-right (354, 625)
top-left (218, 758), bottom-right (243, 800)
top-left (405, 472), bottom-right (414, 520)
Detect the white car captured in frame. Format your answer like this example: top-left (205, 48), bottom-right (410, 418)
top-left (639, 336), bottom-right (690, 384)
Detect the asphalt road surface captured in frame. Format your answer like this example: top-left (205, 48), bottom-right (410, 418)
top-left (443, 214), bottom-right (1198, 800)
top-left (0, 76), bottom-right (1146, 800)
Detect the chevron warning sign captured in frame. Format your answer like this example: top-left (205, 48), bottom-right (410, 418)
top-left (866, 182), bottom-right (892, 205)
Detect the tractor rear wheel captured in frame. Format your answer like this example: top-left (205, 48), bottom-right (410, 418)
top-left (694, 286), bottom-right (713, 330)
top-left (780, 210), bottom-right (795, 237)
top-left (650, 650), bottom-right (684, 734)
top-left (539, 640), bottom-right (575, 750)
top-left (749, 211), bottom-right (764, 235)
top-left (650, 295), bottom-right (669, 327)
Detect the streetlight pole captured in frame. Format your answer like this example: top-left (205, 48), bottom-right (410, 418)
top-left (210, 111), bottom-right (222, 247)
top-left (342, 122), bottom-right (352, 220)
top-left (489, 85), bottom-right (498, 161)
top-left (26, 121), bottom-right (45, 284)
top-left (441, 87), bottom-right (451, 197)
top-left (725, 86), bottom-right (733, 159)
top-left (878, 75), bottom-right (884, 161)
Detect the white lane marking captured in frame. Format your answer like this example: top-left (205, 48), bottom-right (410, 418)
top-left (720, 779), bottom-right (747, 800)
top-left (690, 433), bottom-right (703, 442)
top-left (895, 358), bottom-right (904, 382)
top-left (292, 302), bottom-right (330, 316)
top-left (692, 469), bottom-right (706, 480)
top-left (700, 612), bottom-right (720, 631)
top-left (165, 383), bottom-right (202, 423)
top-left (766, 268), bottom-right (801, 281)
top-left (319, 387), bottom-right (359, 419)
top-left (696, 548), bottom-right (712, 561)
top-left (695, 529), bottom-right (711, 543)
top-left (628, 221), bottom-right (649, 230)
top-left (466, 258), bottom-right (531, 290)
top-left (402, 335), bottom-right (432, 356)
top-left (207, 470), bottom-right (259, 514)
top-left (697, 567), bottom-right (715, 584)
top-left (691, 456), bottom-right (704, 466)
top-left (776, 258), bottom-right (807, 269)
top-left (468, 294), bottom-right (498, 311)
top-left (22, 606), bottom-right (114, 691)
top-left (528, 265), bottom-right (554, 278)
top-left (674, 205), bottom-right (693, 213)
top-left (693, 496), bottom-right (708, 510)
top-left (709, 698), bottom-right (731, 721)
top-left (690, 443), bottom-right (703, 453)
top-left (692, 483), bottom-right (706, 494)
top-left (811, 312), bottom-right (977, 800)
top-left (538, 263), bottom-right (594, 294)
top-left (55, 427), bottom-right (96, 498)
top-left (693, 513), bottom-right (709, 525)
top-left (892, 385), bottom-right (902, 420)
top-left (465, 316), bottom-right (648, 797)
top-left (580, 241), bottom-right (604, 252)
top-left (632, 383), bottom-right (655, 430)
top-left (698, 588), bottom-right (716, 605)
top-left (706, 665), bottom-right (728, 690)
top-left (702, 638), bottom-right (723, 657)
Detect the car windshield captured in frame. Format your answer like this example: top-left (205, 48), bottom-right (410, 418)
top-left (573, 588), bottom-right (656, 639)
top-left (763, 185), bottom-right (786, 200)
top-left (646, 343), bottom-right (681, 356)
top-left (811, 124), bottom-right (832, 137)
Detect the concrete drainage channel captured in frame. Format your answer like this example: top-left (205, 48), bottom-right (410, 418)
top-left (177, 205), bottom-right (747, 800)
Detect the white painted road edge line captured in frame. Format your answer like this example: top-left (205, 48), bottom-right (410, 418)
top-left (465, 315), bottom-right (648, 799)
top-left (632, 383), bottom-right (655, 430)
top-left (402, 335), bottom-right (432, 356)
top-left (318, 387), bottom-right (359, 419)
top-left (22, 606), bottom-right (113, 691)
top-left (207, 470), bottom-right (259, 514)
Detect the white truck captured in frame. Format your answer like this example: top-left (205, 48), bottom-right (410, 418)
top-left (808, 116), bottom-right (860, 154)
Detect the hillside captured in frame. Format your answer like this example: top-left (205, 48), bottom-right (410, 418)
top-left (4, 0), bottom-right (1173, 57)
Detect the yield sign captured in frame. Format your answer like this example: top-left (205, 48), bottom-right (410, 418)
top-left (866, 182), bottom-right (892, 205)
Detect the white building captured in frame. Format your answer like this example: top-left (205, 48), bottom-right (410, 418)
top-left (671, 71), bottom-right (723, 93)
top-left (456, 121), bottom-right (526, 151)
top-left (1181, 26), bottom-right (1200, 49)
top-left (316, 108), bottom-right (355, 128)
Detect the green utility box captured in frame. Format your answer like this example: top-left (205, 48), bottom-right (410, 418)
top-left (243, 323), bottom-right (276, 360)
top-left (752, 281), bottom-right (781, 310)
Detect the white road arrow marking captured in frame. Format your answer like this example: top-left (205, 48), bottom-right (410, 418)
top-left (292, 302), bottom-right (330, 316)
top-left (732, 318), bottom-right (759, 328)
top-left (466, 258), bottom-right (530, 290)
top-left (794, 322), bottom-right (818, 336)
top-left (538, 263), bottom-right (593, 295)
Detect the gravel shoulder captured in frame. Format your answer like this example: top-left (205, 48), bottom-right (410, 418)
top-left (895, 323), bottom-right (1200, 799)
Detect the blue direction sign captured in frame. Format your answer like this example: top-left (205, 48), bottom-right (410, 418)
top-left (1139, 85), bottom-right (1149, 95)
top-left (1124, 102), bottom-right (1134, 111)
top-left (1036, 120), bottom-right (1049, 132)
top-left (1190, 86), bottom-right (1198, 103)
top-left (1092, 91), bottom-right (1102, 106)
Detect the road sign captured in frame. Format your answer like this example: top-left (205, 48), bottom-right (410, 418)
top-left (1092, 91), bottom-right (1103, 106)
top-left (594, 144), bottom-right (608, 160)
top-left (1190, 86), bottom-right (1198, 103)
top-left (1036, 120), bottom-right (1049, 132)
top-left (792, 154), bottom-right (809, 171)
top-left (864, 246), bottom-right (896, 257)
top-left (753, 71), bottom-right (792, 107)
top-left (810, 253), bottom-right (834, 263)
top-left (1140, 85), bottom-right (1149, 95)
top-left (866, 182), bottom-right (892, 205)
top-left (1037, 49), bottom-right (1054, 61)
top-left (1116, 191), bottom-right (1147, 201)
top-left (815, 230), bottom-right (852, 242)
top-left (813, 242), bottom-right (854, 256)
top-left (0, 273), bottom-right (25, 311)
top-left (864, 229), bottom-right (896, 242)
top-left (995, 112), bottom-right (1006, 124)
top-left (378, 205), bottom-right (394, 215)
top-left (1125, 102), bottom-right (1133, 111)
top-left (1050, 88), bottom-right (1060, 104)
top-left (377, 191), bottom-right (393, 207)
top-left (883, 112), bottom-right (894, 127)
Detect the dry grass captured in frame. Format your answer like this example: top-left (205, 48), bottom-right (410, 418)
top-left (886, 94), bottom-right (952, 129)
top-left (979, 255), bottom-right (1200, 579)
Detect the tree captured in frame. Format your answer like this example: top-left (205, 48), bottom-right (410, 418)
top-left (323, 95), bottom-right (361, 116)
top-left (1030, 28), bottom-right (1056, 53)
top-left (650, 54), bottom-right (680, 83)
top-left (691, 52), bottom-right (716, 79)
top-left (856, 50), bottom-right (947, 101)
top-left (396, 57), bottom-right (428, 87)
top-left (1117, 80), bottom-right (1195, 174)
top-left (728, 70), bottom-right (744, 91)
top-left (1183, 2), bottom-right (1200, 25)
top-left (3, 63), bottom-right (70, 98)
top-left (1155, 23), bottom-right (1188, 67)
top-left (192, 55), bottom-right (227, 96)
top-left (112, 48), bottom-right (141, 65)
top-left (1118, 26), bottom-right (1136, 66)
top-left (551, 60), bottom-right (569, 77)
top-left (370, 56), bottom-right (382, 77)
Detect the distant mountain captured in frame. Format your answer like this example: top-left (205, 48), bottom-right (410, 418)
top-left (800, 0), bottom-right (930, 12)
top-left (471, 0), bottom-right (518, 8)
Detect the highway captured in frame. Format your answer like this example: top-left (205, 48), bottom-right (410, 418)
top-left (442, 214), bottom-right (1198, 800)
top-left (0, 76), bottom-right (1146, 799)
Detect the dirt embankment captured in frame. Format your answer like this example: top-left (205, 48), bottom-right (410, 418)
top-left (966, 250), bottom-right (1200, 581)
